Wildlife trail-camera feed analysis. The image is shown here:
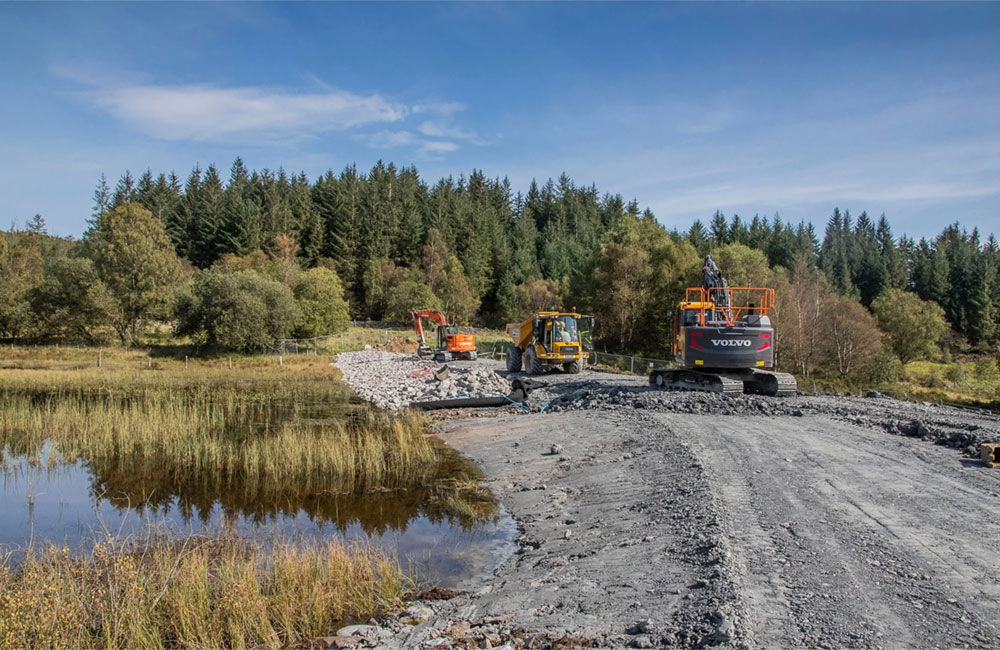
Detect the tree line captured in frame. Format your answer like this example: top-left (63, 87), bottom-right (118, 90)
top-left (2, 159), bottom-right (997, 382)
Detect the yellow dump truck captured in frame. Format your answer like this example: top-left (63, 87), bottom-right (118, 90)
top-left (505, 311), bottom-right (593, 374)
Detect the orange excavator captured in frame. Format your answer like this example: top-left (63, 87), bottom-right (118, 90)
top-left (411, 309), bottom-right (478, 362)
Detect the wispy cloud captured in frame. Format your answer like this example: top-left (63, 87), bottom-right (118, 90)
top-left (419, 140), bottom-right (459, 155)
top-left (418, 120), bottom-right (481, 143)
top-left (356, 130), bottom-right (460, 158)
top-left (363, 130), bottom-right (418, 148)
top-left (89, 83), bottom-right (408, 142)
top-left (412, 101), bottom-right (466, 116)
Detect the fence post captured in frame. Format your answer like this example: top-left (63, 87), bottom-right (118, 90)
top-left (279, 355), bottom-right (283, 366)
top-left (98, 349), bottom-right (102, 368)
top-left (229, 357), bottom-right (233, 370)
top-left (630, 356), bottom-right (634, 373)
top-left (185, 355), bottom-right (189, 369)
top-left (314, 340), bottom-right (318, 356)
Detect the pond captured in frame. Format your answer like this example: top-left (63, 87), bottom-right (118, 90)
top-left (0, 379), bottom-right (517, 589)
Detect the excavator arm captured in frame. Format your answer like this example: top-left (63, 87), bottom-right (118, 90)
top-left (411, 309), bottom-right (448, 346)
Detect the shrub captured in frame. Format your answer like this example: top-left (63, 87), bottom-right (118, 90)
top-left (293, 267), bottom-right (350, 337)
top-left (383, 281), bottom-right (442, 324)
top-left (871, 289), bottom-right (948, 363)
top-left (29, 257), bottom-right (115, 343)
top-left (174, 269), bottom-right (300, 351)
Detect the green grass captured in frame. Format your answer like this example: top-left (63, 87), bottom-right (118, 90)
top-left (881, 358), bottom-right (1000, 408)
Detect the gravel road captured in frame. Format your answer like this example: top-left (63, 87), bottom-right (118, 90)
top-left (330, 351), bottom-right (1000, 648)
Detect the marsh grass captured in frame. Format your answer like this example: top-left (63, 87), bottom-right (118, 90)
top-left (0, 345), bottom-right (505, 648)
top-left (0, 347), bottom-right (439, 494)
top-left (0, 531), bottom-right (408, 649)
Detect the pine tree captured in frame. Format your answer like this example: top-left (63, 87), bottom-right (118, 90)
top-left (709, 211), bottom-right (729, 246)
top-left (188, 164), bottom-right (225, 268)
top-left (168, 166), bottom-right (202, 260)
top-left (220, 158), bottom-right (262, 256)
top-left (290, 172), bottom-right (322, 264)
top-left (90, 174), bottom-right (111, 228)
top-left (111, 171), bottom-right (136, 208)
top-left (687, 220), bottom-right (710, 256)
top-left (729, 215), bottom-right (750, 245)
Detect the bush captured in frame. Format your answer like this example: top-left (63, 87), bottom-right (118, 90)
top-left (383, 281), bottom-right (442, 324)
top-left (944, 364), bottom-right (967, 385)
top-left (29, 257), bottom-right (115, 343)
top-left (871, 289), bottom-right (948, 363)
top-left (864, 350), bottom-right (903, 384)
top-left (974, 359), bottom-right (1000, 383)
top-left (293, 268), bottom-right (350, 337)
top-left (174, 270), bottom-right (300, 351)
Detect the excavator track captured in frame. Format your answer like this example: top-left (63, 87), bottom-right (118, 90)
top-left (740, 369), bottom-right (798, 397)
top-left (648, 368), bottom-right (798, 396)
top-left (648, 369), bottom-right (744, 395)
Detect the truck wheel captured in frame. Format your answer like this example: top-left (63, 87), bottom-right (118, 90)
top-left (505, 345), bottom-right (522, 372)
top-left (525, 347), bottom-right (546, 375)
top-left (564, 358), bottom-right (582, 374)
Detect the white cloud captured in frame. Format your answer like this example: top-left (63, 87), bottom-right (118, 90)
top-left (362, 130), bottom-right (417, 148)
top-left (419, 141), bottom-right (459, 155)
top-left (90, 83), bottom-right (408, 142)
top-left (412, 101), bottom-right (466, 116)
top-left (418, 120), bottom-right (480, 143)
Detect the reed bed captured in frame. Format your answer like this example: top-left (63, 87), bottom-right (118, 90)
top-left (0, 533), bottom-right (407, 649)
top-left (0, 346), bottom-right (497, 649)
top-left (0, 352), bottom-right (438, 493)
top-left (0, 393), bottom-right (436, 492)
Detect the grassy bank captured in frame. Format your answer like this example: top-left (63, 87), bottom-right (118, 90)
top-left (884, 358), bottom-right (1000, 409)
top-left (0, 533), bottom-right (406, 649)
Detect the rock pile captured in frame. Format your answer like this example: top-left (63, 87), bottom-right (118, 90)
top-left (335, 350), bottom-right (512, 412)
top-left (546, 385), bottom-right (998, 456)
top-left (545, 386), bottom-right (805, 417)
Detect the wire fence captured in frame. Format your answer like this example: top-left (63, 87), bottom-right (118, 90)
top-left (474, 340), bottom-right (670, 375)
top-left (269, 328), bottom-right (412, 356)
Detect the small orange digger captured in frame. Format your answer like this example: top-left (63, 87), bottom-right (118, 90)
top-left (411, 309), bottom-right (478, 362)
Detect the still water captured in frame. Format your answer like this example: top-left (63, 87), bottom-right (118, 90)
top-left (0, 399), bottom-right (517, 589)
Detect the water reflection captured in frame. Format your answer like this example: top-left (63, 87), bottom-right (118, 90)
top-left (0, 390), bottom-right (515, 588)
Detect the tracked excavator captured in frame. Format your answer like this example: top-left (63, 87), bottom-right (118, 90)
top-left (411, 309), bottom-right (477, 362)
top-left (649, 256), bottom-right (797, 396)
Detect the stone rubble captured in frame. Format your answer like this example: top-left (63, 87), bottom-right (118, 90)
top-left (334, 350), bottom-right (513, 412)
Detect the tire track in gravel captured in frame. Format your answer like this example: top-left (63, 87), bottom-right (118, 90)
top-left (668, 413), bottom-right (1000, 649)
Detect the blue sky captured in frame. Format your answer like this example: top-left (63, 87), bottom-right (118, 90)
top-left (1, 2), bottom-right (997, 240)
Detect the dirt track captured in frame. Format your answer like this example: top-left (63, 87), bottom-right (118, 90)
top-left (333, 353), bottom-right (1000, 648)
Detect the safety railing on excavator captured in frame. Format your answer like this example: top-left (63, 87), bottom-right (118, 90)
top-left (684, 286), bottom-right (776, 326)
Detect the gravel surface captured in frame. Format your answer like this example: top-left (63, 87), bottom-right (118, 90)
top-left (334, 351), bottom-right (511, 412)
top-left (329, 351), bottom-right (1000, 648)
